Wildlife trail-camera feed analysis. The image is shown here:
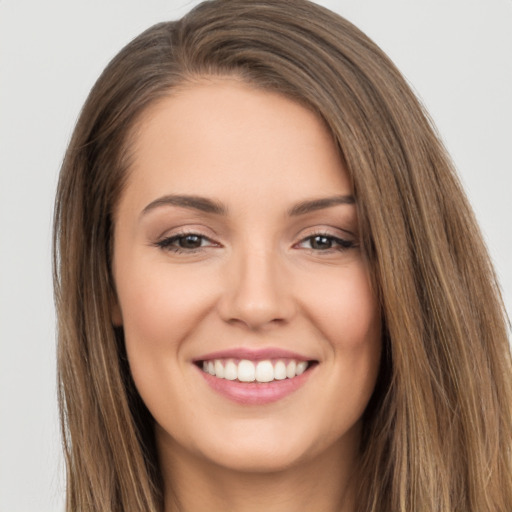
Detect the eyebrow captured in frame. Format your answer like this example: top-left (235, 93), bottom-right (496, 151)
top-left (287, 195), bottom-right (355, 216)
top-left (141, 194), bottom-right (227, 217)
top-left (140, 193), bottom-right (355, 218)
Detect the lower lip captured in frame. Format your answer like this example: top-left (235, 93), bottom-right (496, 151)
top-left (197, 365), bottom-right (315, 405)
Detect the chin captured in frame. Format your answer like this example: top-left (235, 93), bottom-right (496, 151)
top-left (203, 439), bottom-right (306, 474)
top-left (167, 415), bottom-right (358, 476)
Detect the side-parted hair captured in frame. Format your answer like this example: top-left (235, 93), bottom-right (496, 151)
top-left (53, 1), bottom-right (512, 510)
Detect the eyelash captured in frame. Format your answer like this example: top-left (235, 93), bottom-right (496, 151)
top-left (295, 233), bottom-right (356, 252)
top-left (155, 232), bottom-right (217, 253)
top-left (155, 231), bottom-right (356, 254)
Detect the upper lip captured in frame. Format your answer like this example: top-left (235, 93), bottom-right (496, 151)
top-left (193, 347), bottom-right (316, 362)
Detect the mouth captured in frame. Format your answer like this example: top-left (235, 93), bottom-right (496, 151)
top-left (194, 351), bottom-right (318, 405)
top-left (195, 358), bottom-right (318, 383)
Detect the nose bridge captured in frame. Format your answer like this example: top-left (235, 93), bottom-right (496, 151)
top-left (220, 242), bottom-right (292, 329)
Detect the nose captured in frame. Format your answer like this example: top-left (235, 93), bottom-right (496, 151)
top-left (217, 246), bottom-right (295, 331)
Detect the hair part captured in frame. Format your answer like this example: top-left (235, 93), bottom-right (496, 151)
top-left (53, 1), bottom-right (512, 510)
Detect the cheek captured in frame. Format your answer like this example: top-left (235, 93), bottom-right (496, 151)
top-left (301, 261), bottom-right (381, 407)
top-left (302, 261), bottom-right (380, 350)
top-left (115, 261), bottom-right (220, 416)
top-left (116, 260), bottom-right (218, 350)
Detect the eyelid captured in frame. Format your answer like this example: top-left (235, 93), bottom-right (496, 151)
top-left (153, 229), bottom-right (222, 254)
top-left (152, 224), bottom-right (357, 254)
top-left (294, 224), bottom-right (356, 241)
top-left (296, 234), bottom-right (355, 249)
top-left (292, 226), bottom-right (358, 252)
top-left (152, 221), bottom-right (220, 240)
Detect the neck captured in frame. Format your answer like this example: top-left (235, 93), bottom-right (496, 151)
top-left (158, 428), bottom-right (360, 512)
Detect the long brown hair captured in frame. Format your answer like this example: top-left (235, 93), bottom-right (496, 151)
top-left (53, 1), bottom-right (512, 510)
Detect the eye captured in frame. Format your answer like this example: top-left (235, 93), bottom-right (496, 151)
top-left (155, 233), bottom-right (218, 253)
top-left (297, 234), bottom-right (355, 251)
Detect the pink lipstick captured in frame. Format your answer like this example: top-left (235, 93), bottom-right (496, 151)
top-left (194, 348), bottom-right (318, 405)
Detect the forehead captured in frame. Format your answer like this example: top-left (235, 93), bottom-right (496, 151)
top-left (120, 79), bottom-right (351, 213)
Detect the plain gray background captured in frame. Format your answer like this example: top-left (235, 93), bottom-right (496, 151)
top-left (1, 1), bottom-right (511, 510)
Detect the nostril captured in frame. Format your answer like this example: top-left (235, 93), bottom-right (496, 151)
top-left (217, 265), bottom-right (296, 330)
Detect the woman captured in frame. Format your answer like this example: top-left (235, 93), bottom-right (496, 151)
top-left (53, 0), bottom-right (512, 510)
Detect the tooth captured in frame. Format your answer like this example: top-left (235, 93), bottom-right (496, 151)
top-left (274, 360), bottom-right (287, 380)
top-left (214, 360), bottom-right (224, 378)
top-left (296, 361), bottom-right (308, 375)
top-left (224, 360), bottom-right (237, 380)
top-left (238, 360), bottom-right (255, 382)
top-left (203, 357), bottom-right (309, 381)
top-left (255, 360), bottom-right (274, 382)
top-left (286, 360), bottom-right (296, 379)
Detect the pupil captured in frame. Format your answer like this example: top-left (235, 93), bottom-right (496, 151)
top-left (312, 236), bottom-right (331, 249)
top-left (180, 235), bottom-right (201, 248)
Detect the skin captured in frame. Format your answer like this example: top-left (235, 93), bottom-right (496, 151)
top-left (112, 79), bottom-right (381, 512)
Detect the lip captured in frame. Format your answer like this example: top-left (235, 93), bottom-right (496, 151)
top-left (193, 347), bottom-right (313, 363)
top-left (197, 368), bottom-right (315, 405)
top-left (193, 347), bottom-right (318, 405)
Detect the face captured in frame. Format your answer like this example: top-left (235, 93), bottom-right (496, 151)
top-left (112, 79), bottom-right (381, 474)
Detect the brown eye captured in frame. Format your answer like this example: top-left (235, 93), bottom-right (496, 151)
top-left (178, 234), bottom-right (203, 249)
top-left (297, 234), bottom-right (355, 252)
top-left (156, 233), bottom-right (217, 253)
top-left (310, 235), bottom-right (333, 250)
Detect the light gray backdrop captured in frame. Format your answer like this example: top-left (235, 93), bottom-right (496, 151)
top-left (1, 1), bottom-right (511, 510)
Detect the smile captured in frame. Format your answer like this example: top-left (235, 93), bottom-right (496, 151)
top-left (200, 358), bottom-right (311, 383)
top-left (194, 350), bottom-right (318, 405)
